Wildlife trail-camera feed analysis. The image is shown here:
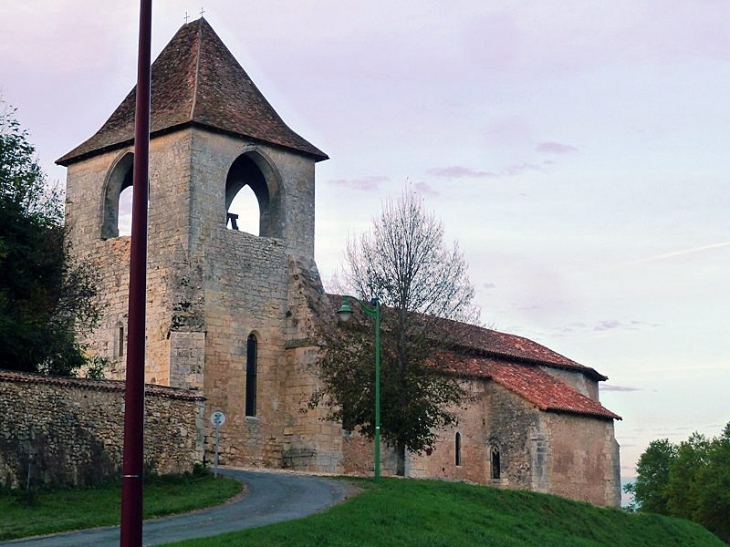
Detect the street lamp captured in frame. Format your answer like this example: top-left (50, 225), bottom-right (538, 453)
top-left (336, 295), bottom-right (381, 482)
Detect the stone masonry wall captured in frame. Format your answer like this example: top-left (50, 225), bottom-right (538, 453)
top-left (0, 370), bottom-right (204, 489)
top-left (405, 377), bottom-right (619, 507)
top-left (544, 412), bottom-right (621, 507)
top-left (65, 131), bottom-right (198, 387)
top-left (406, 379), bottom-right (544, 492)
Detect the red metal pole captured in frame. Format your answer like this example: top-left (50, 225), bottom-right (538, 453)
top-left (120, 1), bottom-right (152, 545)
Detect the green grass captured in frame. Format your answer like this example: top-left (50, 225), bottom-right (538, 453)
top-left (0, 472), bottom-right (242, 541)
top-left (165, 478), bottom-right (724, 547)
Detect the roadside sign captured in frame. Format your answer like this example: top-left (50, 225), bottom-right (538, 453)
top-left (210, 411), bottom-right (226, 426)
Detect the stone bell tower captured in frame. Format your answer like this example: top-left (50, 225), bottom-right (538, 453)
top-left (57, 18), bottom-right (343, 470)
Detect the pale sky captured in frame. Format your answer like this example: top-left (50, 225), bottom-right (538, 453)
top-left (1, 1), bottom-right (728, 480)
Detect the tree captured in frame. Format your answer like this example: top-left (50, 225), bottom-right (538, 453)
top-left (0, 101), bottom-right (100, 375)
top-left (627, 422), bottom-right (730, 543)
top-left (315, 189), bottom-right (479, 475)
top-left (665, 432), bottom-right (711, 521)
top-left (695, 423), bottom-right (730, 543)
top-left (625, 438), bottom-right (677, 514)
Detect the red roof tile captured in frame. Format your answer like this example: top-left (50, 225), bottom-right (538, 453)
top-left (327, 295), bottom-right (607, 381)
top-left (447, 355), bottom-right (621, 421)
top-left (452, 321), bottom-right (608, 381)
top-left (57, 18), bottom-right (327, 166)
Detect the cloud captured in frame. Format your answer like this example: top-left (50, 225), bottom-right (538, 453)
top-left (328, 176), bottom-right (389, 191)
top-left (428, 163), bottom-right (545, 179)
top-left (628, 241), bottom-right (730, 264)
top-left (482, 282), bottom-right (497, 289)
top-left (535, 142), bottom-right (578, 154)
top-left (594, 320), bottom-right (621, 331)
top-left (602, 384), bottom-right (642, 392)
top-left (560, 319), bottom-right (657, 334)
top-left (412, 181), bottom-right (439, 197)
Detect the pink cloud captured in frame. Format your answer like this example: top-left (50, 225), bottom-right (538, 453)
top-left (428, 166), bottom-right (495, 178)
top-left (428, 163), bottom-right (545, 179)
top-left (413, 181), bottom-right (439, 197)
top-left (536, 142), bottom-right (578, 154)
top-left (329, 176), bottom-right (389, 191)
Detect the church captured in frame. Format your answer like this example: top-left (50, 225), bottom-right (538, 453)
top-left (57, 18), bottom-right (621, 507)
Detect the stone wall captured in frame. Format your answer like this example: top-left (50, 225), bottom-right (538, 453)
top-left (376, 377), bottom-right (619, 507)
top-left (0, 370), bottom-right (205, 489)
top-left (544, 412), bottom-right (621, 507)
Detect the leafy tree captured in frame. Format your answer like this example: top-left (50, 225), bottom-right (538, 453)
top-left (625, 438), bottom-right (677, 514)
top-left (0, 101), bottom-right (100, 375)
top-left (695, 424), bottom-right (730, 543)
top-left (315, 189), bottom-right (479, 475)
top-left (628, 422), bottom-right (730, 543)
top-left (666, 433), bottom-right (711, 521)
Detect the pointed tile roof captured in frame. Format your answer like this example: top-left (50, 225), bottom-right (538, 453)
top-left (57, 18), bottom-right (327, 166)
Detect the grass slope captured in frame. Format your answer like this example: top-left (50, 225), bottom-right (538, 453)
top-left (0, 473), bottom-right (241, 541)
top-left (167, 478), bottom-right (724, 547)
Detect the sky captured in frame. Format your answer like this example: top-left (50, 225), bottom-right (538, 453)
top-left (1, 1), bottom-right (728, 482)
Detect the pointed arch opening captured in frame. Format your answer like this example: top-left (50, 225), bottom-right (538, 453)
top-left (225, 151), bottom-right (281, 238)
top-left (455, 432), bottom-right (462, 466)
top-left (227, 185), bottom-right (259, 235)
top-left (101, 152), bottom-right (134, 239)
top-left (245, 333), bottom-right (258, 417)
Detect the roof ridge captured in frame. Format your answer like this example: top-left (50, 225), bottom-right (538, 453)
top-left (189, 19), bottom-right (203, 120)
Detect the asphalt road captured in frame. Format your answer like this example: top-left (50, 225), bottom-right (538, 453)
top-left (1, 468), bottom-right (356, 547)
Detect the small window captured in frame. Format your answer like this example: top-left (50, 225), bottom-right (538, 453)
top-left (491, 448), bottom-right (501, 480)
top-left (455, 432), bottom-right (462, 466)
top-left (245, 334), bottom-right (257, 416)
top-left (114, 322), bottom-right (125, 358)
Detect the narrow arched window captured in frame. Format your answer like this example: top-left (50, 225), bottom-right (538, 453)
top-left (455, 432), bottom-right (462, 466)
top-left (114, 322), bottom-right (125, 358)
top-left (245, 334), bottom-right (257, 416)
top-left (491, 447), bottom-right (501, 479)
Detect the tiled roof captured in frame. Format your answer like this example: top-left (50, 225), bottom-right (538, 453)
top-left (57, 18), bottom-right (327, 166)
top-left (0, 369), bottom-right (204, 401)
top-left (327, 295), bottom-right (606, 381)
top-left (450, 320), bottom-right (607, 381)
top-left (328, 294), bottom-right (618, 420)
top-left (445, 354), bottom-right (620, 420)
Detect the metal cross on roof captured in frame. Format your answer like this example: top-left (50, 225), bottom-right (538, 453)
top-left (184, 11), bottom-right (189, 23)
top-left (200, 7), bottom-right (205, 17)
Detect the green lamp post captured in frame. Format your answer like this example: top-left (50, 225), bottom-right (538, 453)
top-left (337, 295), bottom-right (381, 482)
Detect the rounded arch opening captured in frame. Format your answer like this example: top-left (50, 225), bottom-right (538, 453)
top-left (101, 152), bottom-right (134, 239)
top-left (225, 151), bottom-right (281, 238)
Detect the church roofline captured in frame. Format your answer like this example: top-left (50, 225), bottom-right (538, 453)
top-left (57, 120), bottom-right (327, 167)
top-left (442, 355), bottom-right (621, 421)
top-left (57, 18), bottom-right (328, 167)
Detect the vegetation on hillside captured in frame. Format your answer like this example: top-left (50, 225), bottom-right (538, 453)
top-left (625, 420), bottom-right (730, 543)
top-left (0, 100), bottom-right (101, 375)
top-left (167, 477), bottom-right (724, 547)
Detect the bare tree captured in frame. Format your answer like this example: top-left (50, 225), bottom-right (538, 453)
top-left (315, 190), bottom-right (479, 475)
